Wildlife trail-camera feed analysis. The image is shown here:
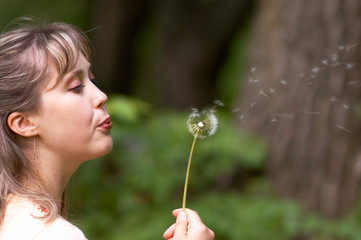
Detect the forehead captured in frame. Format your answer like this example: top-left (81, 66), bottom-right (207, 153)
top-left (43, 54), bottom-right (90, 91)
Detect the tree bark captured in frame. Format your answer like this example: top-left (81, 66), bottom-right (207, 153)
top-left (238, 0), bottom-right (361, 218)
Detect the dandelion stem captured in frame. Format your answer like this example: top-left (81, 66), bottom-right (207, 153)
top-left (182, 133), bottom-right (198, 212)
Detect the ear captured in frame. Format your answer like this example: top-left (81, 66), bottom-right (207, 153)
top-left (7, 112), bottom-right (38, 137)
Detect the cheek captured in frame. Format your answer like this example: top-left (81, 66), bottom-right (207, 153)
top-left (41, 99), bottom-right (94, 138)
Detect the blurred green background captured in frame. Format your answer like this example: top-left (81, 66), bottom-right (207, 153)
top-left (1, 0), bottom-right (361, 239)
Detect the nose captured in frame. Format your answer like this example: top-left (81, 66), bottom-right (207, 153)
top-left (92, 85), bottom-right (108, 109)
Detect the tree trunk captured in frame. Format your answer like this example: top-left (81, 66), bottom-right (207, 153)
top-left (153, 0), bottom-right (253, 109)
top-left (90, 0), bottom-right (252, 108)
top-left (90, 0), bottom-right (150, 94)
top-left (238, 0), bottom-right (361, 218)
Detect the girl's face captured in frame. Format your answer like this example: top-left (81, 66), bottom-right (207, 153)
top-left (34, 54), bottom-right (113, 164)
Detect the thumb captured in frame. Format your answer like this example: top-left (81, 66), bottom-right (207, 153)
top-left (173, 211), bottom-right (188, 239)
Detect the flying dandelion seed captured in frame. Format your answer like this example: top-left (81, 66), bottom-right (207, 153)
top-left (213, 99), bottom-right (225, 107)
top-left (234, 42), bottom-right (360, 148)
top-left (280, 80), bottom-right (288, 85)
top-left (345, 63), bottom-right (355, 70)
top-left (312, 66), bottom-right (320, 74)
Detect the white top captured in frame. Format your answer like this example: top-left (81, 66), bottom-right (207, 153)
top-left (0, 196), bottom-right (87, 240)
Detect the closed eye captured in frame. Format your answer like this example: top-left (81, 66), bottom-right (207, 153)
top-left (69, 84), bottom-right (85, 93)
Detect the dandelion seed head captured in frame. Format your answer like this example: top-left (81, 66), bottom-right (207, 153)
top-left (197, 122), bottom-right (205, 128)
top-left (187, 108), bottom-right (218, 139)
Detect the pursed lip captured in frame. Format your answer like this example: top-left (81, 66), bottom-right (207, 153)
top-left (98, 116), bottom-right (113, 130)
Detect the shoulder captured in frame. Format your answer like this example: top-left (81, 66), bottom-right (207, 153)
top-left (0, 196), bottom-right (87, 240)
top-left (34, 217), bottom-right (87, 240)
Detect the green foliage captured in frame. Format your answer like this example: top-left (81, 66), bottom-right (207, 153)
top-left (0, 0), bottom-right (90, 30)
top-left (69, 95), bottom-right (361, 239)
top-left (69, 95), bottom-right (268, 239)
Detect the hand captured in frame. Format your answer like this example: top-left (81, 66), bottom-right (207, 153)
top-left (163, 208), bottom-right (215, 240)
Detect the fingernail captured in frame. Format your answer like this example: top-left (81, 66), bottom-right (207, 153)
top-left (177, 211), bottom-right (186, 221)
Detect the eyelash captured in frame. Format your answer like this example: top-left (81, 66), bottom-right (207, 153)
top-left (90, 78), bottom-right (98, 86)
top-left (70, 84), bottom-right (85, 93)
top-left (69, 79), bottom-right (98, 93)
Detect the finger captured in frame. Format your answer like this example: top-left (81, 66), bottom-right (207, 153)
top-left (163, 223), bottom-right (176, 239)
top-left (173, 211), bottom-right (188, 239)
top-left (173, 209), bottom-right (203, 225)
top-left (172, 208), bottom-right (182, 217)
top-left (185, 209), bottom-right (203, 225)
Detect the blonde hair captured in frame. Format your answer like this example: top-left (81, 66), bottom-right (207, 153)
top-left (0, 18), bottom-right (91, 224)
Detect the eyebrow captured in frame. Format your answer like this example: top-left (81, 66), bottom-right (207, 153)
top-left (45, 64), bottom-right (91, 92)
top-left (64, 63), bottom-right (92, 84)
top-left (68, 63), bottom-right (92, 78)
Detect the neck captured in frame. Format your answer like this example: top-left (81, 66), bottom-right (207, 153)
top-left (28, 147), bottom-right (81, 203)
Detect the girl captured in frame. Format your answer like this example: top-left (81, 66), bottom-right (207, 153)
top-left (0, 19), bottom-right (214, 239)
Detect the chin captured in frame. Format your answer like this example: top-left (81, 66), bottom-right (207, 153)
top-left (87, 138), bottom-right (114, 160)
top-left (99, 138), bottom-right (114, 156)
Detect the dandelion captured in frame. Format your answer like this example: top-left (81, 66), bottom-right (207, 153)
top-left (182, 107), bottom-right (218, 211)
top-left (187, 108), bottom-right (218, 139)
